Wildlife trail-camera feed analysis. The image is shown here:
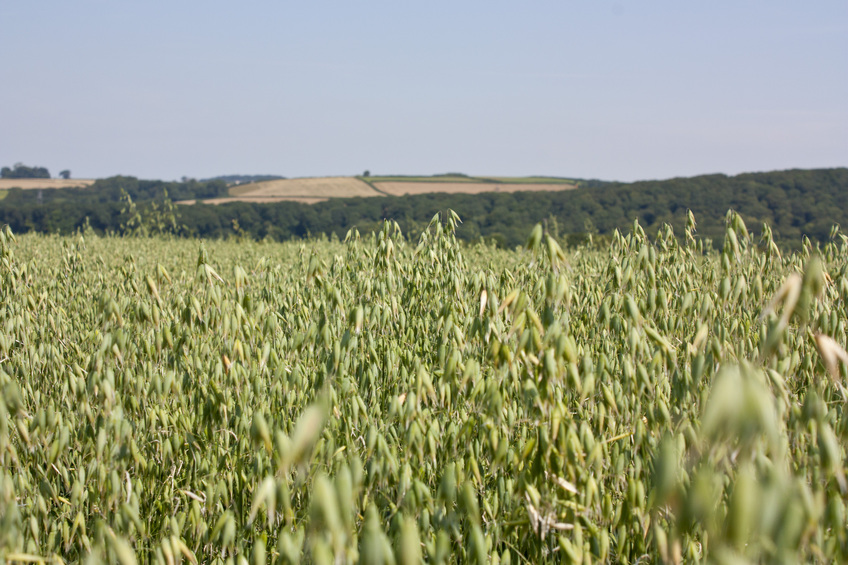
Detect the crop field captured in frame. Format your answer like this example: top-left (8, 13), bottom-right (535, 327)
top-left (181, 176), bottom-right (578, 205)
top-left (227, 178), bottom-right (380, 200)
top-left (1, 213), bottom-right (848, 563)
top-left (373, 182), bottom-right (577, 197)
top-left (0, 179), bottom-right (96, 190)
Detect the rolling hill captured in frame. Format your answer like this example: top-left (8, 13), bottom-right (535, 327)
top-left (177, 175), bottom-right (580, 204)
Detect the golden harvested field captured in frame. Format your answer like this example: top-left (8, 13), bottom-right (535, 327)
top-left (230, 177), bottom-right (380, 199)
top-left (373, 181), bottom-right (578, 196)
top-left (181, 176), bottom-right (581, 205)
top-left (177, 196), bottom-right (328, 205)
top-left (0, 178), bottom-right (95, 189)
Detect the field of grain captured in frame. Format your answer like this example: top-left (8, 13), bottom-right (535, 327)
top-left (230, 177), bottom-right (380, 199)
top-left (374, 181), bottom-right (578, 196)
top-left (1, 214), bottom-right (846, 562)
top-left (0, 178), bottom-right (95, 189)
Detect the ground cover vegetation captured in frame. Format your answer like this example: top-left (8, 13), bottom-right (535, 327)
top-left (1, 209), bottom-right (848, 563)
top-left (0, 168), bottom-right (843, 249)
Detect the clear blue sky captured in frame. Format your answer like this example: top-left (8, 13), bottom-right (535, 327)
top-left (1, 1), bottom-right (846, 181)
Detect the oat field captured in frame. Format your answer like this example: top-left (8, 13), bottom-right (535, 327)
top-left (1, 212), bottom-right (847, 563)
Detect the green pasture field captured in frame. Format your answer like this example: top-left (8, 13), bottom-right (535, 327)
top-left (0, 213), bottom-right (846, 563)
top-left (363, 175), bottom-right (576, 185)
top-left (477, 176), bottom-right (576, 184)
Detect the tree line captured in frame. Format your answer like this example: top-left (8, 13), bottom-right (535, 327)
top-left (0, 168), bottom-right (845, 248)
top-left (1, 162), bottom-right (51, 179)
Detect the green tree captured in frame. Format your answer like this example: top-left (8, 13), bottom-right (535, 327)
top-left (1, 162), bottom-right (50, 179)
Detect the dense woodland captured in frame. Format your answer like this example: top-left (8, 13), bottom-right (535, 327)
top-left (0, 168), bottom-right (845, 248)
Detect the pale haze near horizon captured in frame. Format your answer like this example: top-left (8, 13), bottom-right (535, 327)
top-left (1, 1), bottom-right (845, 183)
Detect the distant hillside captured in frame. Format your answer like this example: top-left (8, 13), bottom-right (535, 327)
top-left (199, 175), bottom-right (581, 204)
top-left (0, 168), bottom-right (845, 249)
top-left (175, 167), bottom-right (848, 248)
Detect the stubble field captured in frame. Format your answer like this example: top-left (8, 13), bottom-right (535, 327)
top-left (181, 175), bottom-right (579, 205)
top-left (0, 179), bottom-right (95, 190)
top-left (227, 177), bottom-right (379, 199)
